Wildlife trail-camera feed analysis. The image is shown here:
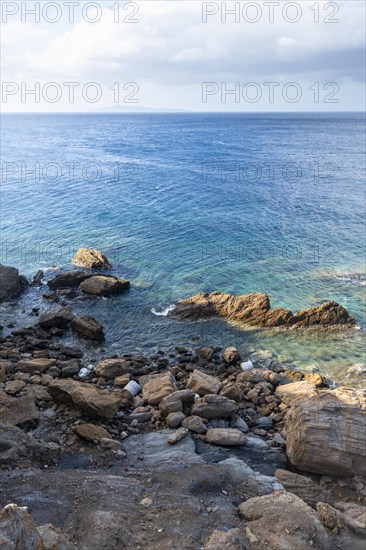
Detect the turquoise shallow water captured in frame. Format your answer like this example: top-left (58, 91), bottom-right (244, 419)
top-left (1, 113), bottom-right (365, 385)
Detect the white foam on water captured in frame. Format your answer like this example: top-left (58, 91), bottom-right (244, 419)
top-left (151, 304), bottom-right (176, 317)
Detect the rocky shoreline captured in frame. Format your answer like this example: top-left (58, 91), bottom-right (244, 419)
top-left (0, 250), bottom-right (365, 549)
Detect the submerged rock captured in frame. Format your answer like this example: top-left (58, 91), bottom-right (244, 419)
top-left (72, 248), bottom-right (111, 270)
top-left (80, 275), bottom-right (130, 296)
top-left (171, 291), bottom-right (355, 329)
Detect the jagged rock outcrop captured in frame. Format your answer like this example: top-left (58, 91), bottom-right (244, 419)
top-left (0, 503), bottom-right (73, 550)
top-left (171, 291), bottom-right (355, 329)
top-left (72, 248), bottom-right (111, 270)
top-left (278, 382), bottom-right (366, 476)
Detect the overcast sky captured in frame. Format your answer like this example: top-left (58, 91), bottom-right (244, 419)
top-left (1, 0), bottom-right (365, 112)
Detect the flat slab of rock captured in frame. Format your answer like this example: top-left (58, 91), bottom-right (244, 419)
top-left (71, 315), bottom-right (104, 341)
top-left (72, 248), bottom-right (111, 269)
top-left (190, 394), bottom-right (238, 419)
top-left (0, 393), bottom-right (39, 426)
top-left (206, 428), bottom-right (246, 446)
top-left (95, 358), bottom-right (132, 380)
top-left (282, 384), bottom-right (366, 476)
top-left (74, 423), bottom-right (111, 442)
top-left (142, 373), bottom-right (177, 406)
top-left (171, 291), bottom-right (355, 329)
top-left (80, 275), bottom-right (130, 296)
top-left (0, 265), bottom-right (24, 302)
top-left (187, 370), bottom-right (222, 396)
top-left (16, 358), bottom-right (57, 374)
top-left (48, 380), bottom-right (121, 419)
top-left (38, 307), bottom-right (74, 329)
top-left (48, 271), bottom-right (93, 289)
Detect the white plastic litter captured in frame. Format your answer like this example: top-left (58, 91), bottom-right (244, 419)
top-left (241, 360), bottom-right (254, 371)
top-left (124, 380), bottom-right (141, 397)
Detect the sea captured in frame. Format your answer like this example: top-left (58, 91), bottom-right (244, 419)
top-left (1, 112), bottom-right (365, 385)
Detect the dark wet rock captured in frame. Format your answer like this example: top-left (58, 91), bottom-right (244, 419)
top-left (71, 315), bottom-right (105, 341)
top-left (222, 346), bottom-right (241, 364)
top-left (48, 271), bottom-right (93, 289)
top-left (0, 264), bottom-right (26, 302)
top-left (31, 269), bottom-right (44, 286)
top-left (80, 275), bottom-right (130, 296)
top-left (38, 307), bottom-right (74, 329)
top-left (196, 347), bottom-right (214, 361)
top-left (72, 248), bottom-right (111, 270)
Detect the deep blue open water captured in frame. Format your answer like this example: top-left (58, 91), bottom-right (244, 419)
top-left (1, 113), bottom-right (365, 384)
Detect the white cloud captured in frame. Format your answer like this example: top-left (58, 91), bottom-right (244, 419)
top-left (1, 0), bottom-right (364, 111)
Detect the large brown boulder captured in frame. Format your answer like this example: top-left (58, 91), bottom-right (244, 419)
top-left (72, 248), bottom-right (111, 270)
top-left (80, 275), bottom-right (130, 296)
top-left (95, 358), bottom-right (132, 380)
top-left (238, 491), bottom-right (333, 550)
top-left (186, 370), bottom-right (222, 396)
top-left (142, 373), bottom-right (177, 406)
top-left (48, 380), bottom-right (121, 419)
top-left (171, 291), bottom-right (355, 329)
top-left (0, 265), bottom-right (27, 302)
top-left (278, 382), bottom-right (366, 476)
top-left (0, 393), bottom-right (39, 426)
